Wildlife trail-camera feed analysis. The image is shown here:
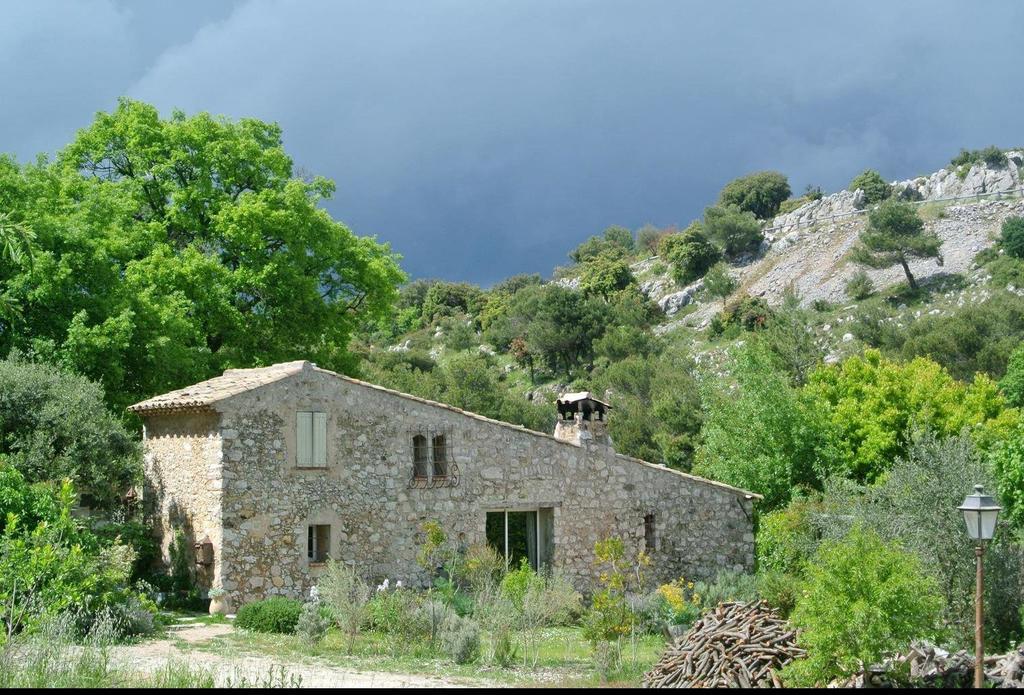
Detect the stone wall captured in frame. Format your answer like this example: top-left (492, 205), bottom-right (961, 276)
top-left (143, 364), bottom-right (755, 608)
top-left (142, 411), bottom-right (224, 590)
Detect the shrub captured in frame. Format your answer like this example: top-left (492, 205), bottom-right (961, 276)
top-left (848, 169), bottom-right (891, 204)
top-left (317, 559), bottom-right (371, 652)
top-left (1001, 343), bottom-right (1024, 408)
top-left (717, 295), bottom-right (774, 333)
top-left (569, 226), bottom-right (635, 263)
top-left (692, 570), bottom-right (759, 610)
top-left (718, 171), bottom-right (791, 220)
top-left (702, 261), bottom-right (737, 307)
top-left (660, 224), bottom-right (721, 285)
top-left (1001, 216), bottom-right (1024, 259)
top-left (295, 601), bottom-right (329, 646)
top-left (0, 355), bottom-right (140, 509)
top-left (439, 613), bottom-right (480, 664)
top-left (756, 571), bottom-right (798, 617)
top-left (636, 224), bottom-right (668, 254)
top-left (756, 498), bottom-right (820, 576)
top-left (989, 421), bottom-right (1024, 530)
top-left (653, 577), bottom-right (701, 627)
top-left (366, 585), bottom-right (423, 638)
top-left (950, 145), bottom-right (1008, 170)
top-left (780, 526), bottom-right (944, 687)
top-left (844, 270), bottom-right (875, 300)
top-left (578, 254), bottom-right (635, 300)
top-left (235, 597), bottom-right (303, 634)
top-left (703, 205), bottom-right (763, 258)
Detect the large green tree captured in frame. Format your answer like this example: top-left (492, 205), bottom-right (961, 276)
top-left (0, 98), bottom-right (405, 411)
top-left (717, 171), bottom-right (791, 220)
top-left (851, 198), bottom-right (940, 290)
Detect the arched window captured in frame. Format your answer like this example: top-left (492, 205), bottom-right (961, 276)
top-left (432, 434), bottom-right (448, 478)
top-left (413, 435), bottom-right (429, 479)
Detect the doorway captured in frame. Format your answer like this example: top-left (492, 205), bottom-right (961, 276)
top-left (486, 508), bottom-right (554, 570)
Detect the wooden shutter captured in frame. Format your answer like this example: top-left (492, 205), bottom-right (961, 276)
top-left (296, 412), bottom-right (312, 467)
top-left (313, 412), bottom-right (327, 466)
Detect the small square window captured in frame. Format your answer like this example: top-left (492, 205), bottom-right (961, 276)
top-left (307, 524), bottom-right (330, 563)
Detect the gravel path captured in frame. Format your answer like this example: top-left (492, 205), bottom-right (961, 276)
top-left (110, 622), bottom-right (496, 688)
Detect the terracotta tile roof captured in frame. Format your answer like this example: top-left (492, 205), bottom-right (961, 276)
top-left (127, 361), bottom-right (309, 414)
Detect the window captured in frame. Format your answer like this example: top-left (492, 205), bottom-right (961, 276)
top-left (644, 513), bottom-right (657, 551)
top-left (307, 524), bottom-right (330, 563)
top-left (486, 508), bottom-right (554, 571)
top-left (297, 411), bottom-right (327, 467)
top-left (413, 435), bottom-right (429, 479)
top-left (432, 434), bottom-right (448, 478)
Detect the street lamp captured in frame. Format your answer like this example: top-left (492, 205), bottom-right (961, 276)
top-left (958, 484), bottom-right (1001, 688)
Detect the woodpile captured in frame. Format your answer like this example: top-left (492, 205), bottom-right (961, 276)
top-left (828, 642), bottom-right (1024, 688)
top-left (642, 601), bottom-right (804, 688)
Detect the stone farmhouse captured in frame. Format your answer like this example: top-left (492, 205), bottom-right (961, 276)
top-left (129, 360), bottom-right (758, 612)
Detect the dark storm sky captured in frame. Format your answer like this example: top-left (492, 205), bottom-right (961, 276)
top-left (3, 1), bottom-right (1022, 285)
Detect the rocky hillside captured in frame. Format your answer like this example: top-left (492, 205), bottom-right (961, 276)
top-left (635, 151), bottom-right (1024, 331)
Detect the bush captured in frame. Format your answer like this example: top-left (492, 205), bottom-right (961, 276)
top-left (756, 571), bottom-right (798, 617)
top-left (317, 559), bottom-right (371, 652)
top-left (718, 171), bottom-right (791, 220)
top-left (780, 526), bottom-right (943, 687)
top-left (703, 205), bottom-right (763, 258)
top-left (653, 577), bottom-right (701, 627)
top-left (989, 421), bottom-right (1024, 530)
top-left (950, 145), bottom-right (1008, 170)
top-left (848, 169), bottom-right (891, 204)
top-left (569, 226), bottom-right (635, 264)
top-left (0, 355), bottom-right (140, 509)
top-left (235, 596), bottom-right (303, 634)
top-left (295, 601), bottom-right (329, 646)
top-left (439, 613), bottom-right (480, 664)
top-left (844, 270), bottom-right (875, 300)
top-left (693, 570), bottom-right (759, 610)
top-left (366, 585), bottom-right (423, 638)
top-left (1001, 216), bottom-right (1024, 259)
top-left (660, 224), bottom-right (721, 285)
top-left (756, 498), bottom-right (820, 576)
top-left (1001, 343), bottom-right (1024, 408)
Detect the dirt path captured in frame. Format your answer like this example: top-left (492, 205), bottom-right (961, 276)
top-left (111, 622), bottom-right (496, 688)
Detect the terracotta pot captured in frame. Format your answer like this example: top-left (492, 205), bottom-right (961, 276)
top-left (208, 595), bottom-right (231, 615)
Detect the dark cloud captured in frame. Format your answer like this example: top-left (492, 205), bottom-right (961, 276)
top-left (3, 1), bottom-right (1022, 284)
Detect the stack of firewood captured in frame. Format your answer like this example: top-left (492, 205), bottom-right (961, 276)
top-left (642, 601), bottom-right (805, 688)
top-left (828, 642), bottom-right (1024, 688)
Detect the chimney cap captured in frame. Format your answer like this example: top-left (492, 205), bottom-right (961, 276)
top-left (556, 391), bottom-right (612, 409)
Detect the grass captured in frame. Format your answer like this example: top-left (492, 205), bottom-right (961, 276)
top-left (178, 624), bottom-right (666, 687)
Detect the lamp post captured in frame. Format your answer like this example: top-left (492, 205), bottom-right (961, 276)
top-left (958, 484), bottom-right (1001, 688)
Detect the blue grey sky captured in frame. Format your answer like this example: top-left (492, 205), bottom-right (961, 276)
top-left (3, 1), bottom-right (1022, 285)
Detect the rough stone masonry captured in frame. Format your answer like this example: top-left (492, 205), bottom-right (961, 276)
top-left (130, 361), bottom-right (757, 612)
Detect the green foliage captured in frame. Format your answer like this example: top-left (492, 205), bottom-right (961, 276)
top-left (1001, 216), bottom-right (1024, 259)
top-left (780, 526), bottom-right (943, 687)
top-left (703, 205), bottom-right (763, 258)
top-left (756, 497), bottom-right (821, 576)
top-left (636, 225), bottom-right (668, 254)
top-left (0, 98), bottom-right (404, 412)
top-left (805, 349), bottom-right (1014, 482)
top-left (851, 198), bottom-right (940, 290)
top-left (660, 223), bottom-right (721, 285)
top-left (0, 464), bottom-right (148, 641)
top-left (989, 420), bottom-right (1024, 530)
top-left (717, 171), bottom-right (791, 220)
top-left (578, 254), bottom-right (635, 300)
top-left (438, 612), bottom-right (481, 664)
top-left (950, 145), bottom-right (1008, 170)
top-left (751, 294), bottom-right (823, 387)
top-left (0, 355), bottom-right (139, 509)
top-left (582, 537), bottom-right (634, 646)
top-left (235, 596), bottom-right (303, 634)
top-left (295, 600), bottom-right (329, 646)
top-left (591, 350), bottom-right (702, 470)
top-left (815, 432), bottom-right (1024, 650)
top-left (694, 343), bottom-right (835, 511)
top-left (421, 282), bottom-right (485, 323)
top-left (317, 558), bottom-right (371, 653)
top-left (1001, 343), bottom-right (1024, 408)
top-left (844, 270), bottom-right (875, 300)
top-left (569, 226), bottom-right (635, 264)
top-left (848, 169), bottom-right (892, 204)
top-left (710, 295), bottom-right (774, 336)
top-left (692, 570), bottom-right (759, 609)
top-left (702, 261), bottom-right (736, 305)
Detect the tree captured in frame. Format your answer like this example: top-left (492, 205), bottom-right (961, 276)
top-left (578, 254), bottom-right (635, 300)
top-left (780, 526), bottom-right (943, 687)
top-left (693, 343), bottom-right (836, 511)
top-left (660, 223), bottom-right (720, 286)
top-left (989, 420), bottom-right (1024, 531)
top-left (0, 354), bottom-right (139, 509)
top-left (848, 169), bottom-right (891, 204)
top-left (702, 262), bottom-right (736, 308)
top-left (569, 226), bottom-right (635, 264)
top-left (0, 98), bottom-right (405, 412)
top-left (1000, 216), bottom-right (1024, 259)
top-left (420, 281), bottom-right (484, 322)
top-left (851, 198), bottom-right (941, 290)
top-left (718, 171), bottom-right (791, 220)
top-left (0, 210), bottom-right (35, 323)
top-left (703, 205), bottom-right (763, 258)
top-left (805, 349), bottom-right (1014, 483)
top-left (636, 224), bottom-right (668, 254)
top-left (1001, 343), bottom-right (1024, 407)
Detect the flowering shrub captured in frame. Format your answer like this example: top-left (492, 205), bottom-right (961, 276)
top-left (656, 577), bottom-right (701, 626)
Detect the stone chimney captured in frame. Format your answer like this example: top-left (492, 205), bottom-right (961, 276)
top-left (553, 391), bottom-right (613, 449)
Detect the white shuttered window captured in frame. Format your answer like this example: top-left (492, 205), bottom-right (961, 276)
top-left (296, 411), bottom-right (327, 467)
